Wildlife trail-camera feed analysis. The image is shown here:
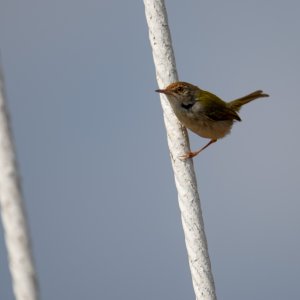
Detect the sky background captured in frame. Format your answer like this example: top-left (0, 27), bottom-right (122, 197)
top-left (1, 1), bottom-right (300, 299)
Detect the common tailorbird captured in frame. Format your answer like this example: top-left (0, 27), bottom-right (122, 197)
top-left (156, 82), bottom-right (269, 159)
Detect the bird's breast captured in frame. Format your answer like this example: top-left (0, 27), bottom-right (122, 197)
top-left (175, 107), bottom-right (234, 139)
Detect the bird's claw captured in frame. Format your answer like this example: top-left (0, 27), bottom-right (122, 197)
top-left (179, 152), bottom-right (197, 160)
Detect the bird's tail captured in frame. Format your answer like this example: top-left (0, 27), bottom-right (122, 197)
top-left (228, 90), bottom-right (269, 112)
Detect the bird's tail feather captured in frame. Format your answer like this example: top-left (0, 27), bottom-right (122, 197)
top-left (228, 90), bottom-right (269, 112)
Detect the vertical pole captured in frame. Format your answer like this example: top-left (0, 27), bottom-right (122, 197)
top-left (143, 1), bottom-right (217, 299)
top-left (0, 63), bottom-right (39, 300)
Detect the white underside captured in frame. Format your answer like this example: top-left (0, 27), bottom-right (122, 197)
top-left (175, 107), bottom-right (234, 140)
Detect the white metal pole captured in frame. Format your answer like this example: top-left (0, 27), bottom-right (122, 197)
top-left (0, 64), bottom-right (39, 300)
top-left (143, 1), bottom-right (217, 299)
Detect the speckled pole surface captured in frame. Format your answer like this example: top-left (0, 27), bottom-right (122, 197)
top-left (0, 64), bottom-right (39, 300)
top-left (144, 1), bottom-right (216, 299)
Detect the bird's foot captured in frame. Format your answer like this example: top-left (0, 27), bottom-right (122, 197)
top-left (179, 151), bottom-right (199, 160)
top-left (178, 139), bottom-right (218, 160)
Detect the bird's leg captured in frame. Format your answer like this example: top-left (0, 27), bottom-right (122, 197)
top-left (180, 139), bottom-right (217, 159)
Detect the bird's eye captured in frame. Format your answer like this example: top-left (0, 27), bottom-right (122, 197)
top-left (176, 86), bottom-right (184, 93)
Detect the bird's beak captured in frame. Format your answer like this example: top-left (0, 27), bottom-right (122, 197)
top-left (155, 89), bottom-right (171, 95)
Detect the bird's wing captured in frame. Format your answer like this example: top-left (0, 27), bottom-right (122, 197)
top-left (196, 91), bottom-right (241, 122)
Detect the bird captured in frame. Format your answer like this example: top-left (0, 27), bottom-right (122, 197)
top-left (155, 81), bottom-right (269, 159)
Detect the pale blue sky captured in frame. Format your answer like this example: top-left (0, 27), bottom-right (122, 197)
top-left (1, 1), bottom-right (300, 299)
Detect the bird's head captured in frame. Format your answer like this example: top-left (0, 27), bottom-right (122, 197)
top-left (156, 82), bottom-right (200, 104)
